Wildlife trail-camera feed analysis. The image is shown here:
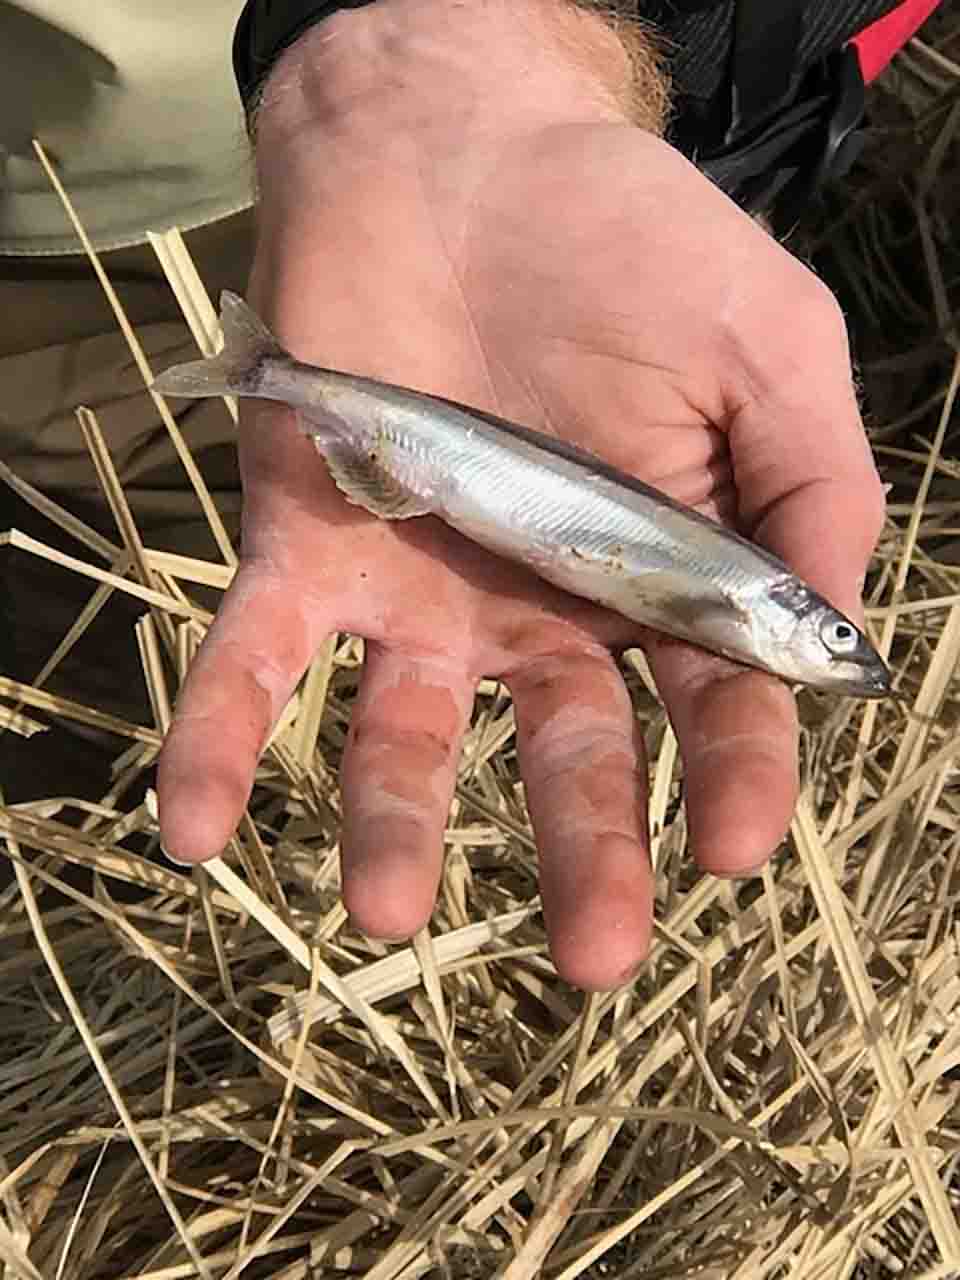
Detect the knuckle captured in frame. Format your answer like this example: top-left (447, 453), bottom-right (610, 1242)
top-left (857, 468), bottom-right (888, 548)
top-left (834, 443), bottom-right (887, 556)
top-left (525, 721), bottom-right (635, 783)
top-left (775, 272), bottom-right (850, 367)
top-left (349, 721), bottom-right (457, 771)
top-left (792, 269), bottom-right (847, 331)
top-left (731, 262), bottom-right (852, 403)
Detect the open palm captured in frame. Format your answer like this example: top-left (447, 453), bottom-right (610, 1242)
top-left (158, 121), bottom-right (883, 989)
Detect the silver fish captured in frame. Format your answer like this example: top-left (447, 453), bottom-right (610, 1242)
top-left (153, 291), bottom-right (890, 698)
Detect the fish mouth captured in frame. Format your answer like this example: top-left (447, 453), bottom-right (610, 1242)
top-left (828, 658), bottom-right (893, 699)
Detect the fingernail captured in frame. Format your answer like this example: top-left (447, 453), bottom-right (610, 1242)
top-left (712, 861), bottom-right (768, 881)
top-left (161, 842), bottom-right (195, 870)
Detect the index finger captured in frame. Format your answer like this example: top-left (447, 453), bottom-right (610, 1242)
top-left (727, 281), bottom-right (886, 620)
top-left (157, 566), bottom-right (330, 863)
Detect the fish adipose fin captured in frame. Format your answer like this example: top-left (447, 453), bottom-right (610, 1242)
top-left (152, 290), bottom-right (285, 398)
top-left (317, 437), bottom-right (430, 520)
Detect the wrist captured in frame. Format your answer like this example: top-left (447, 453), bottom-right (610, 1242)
top-left (253, 0), bottom-right (666, 148)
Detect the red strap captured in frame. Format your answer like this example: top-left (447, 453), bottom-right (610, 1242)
top-left (852, 0), bottom-right (943, 82)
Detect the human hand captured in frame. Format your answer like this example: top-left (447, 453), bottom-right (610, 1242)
top-left (158, 0), bottom-right (885, 989)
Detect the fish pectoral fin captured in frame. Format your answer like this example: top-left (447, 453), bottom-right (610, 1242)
top-left (315, 439), bottom-right (430, 521)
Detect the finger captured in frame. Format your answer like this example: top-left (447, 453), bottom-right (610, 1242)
top-left (506, 648), bottom-right (652, 991)
top-left (646, 641), bottom-right (798, 878)
top-left (339, 645), bottom-right (474, 940)
top-left (158, 566), bottom-right (329, 863)
top-left (729, 282), bottom-right (886, 622)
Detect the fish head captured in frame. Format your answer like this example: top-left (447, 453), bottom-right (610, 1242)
top-left (756, 579), bottom-right (891, 698)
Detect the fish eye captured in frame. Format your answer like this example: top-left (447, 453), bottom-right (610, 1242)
top-left (820, 618), bottom-right (860, 655)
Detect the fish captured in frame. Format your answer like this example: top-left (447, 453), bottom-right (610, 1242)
top-left (152, 290), bottom-right (891, 698)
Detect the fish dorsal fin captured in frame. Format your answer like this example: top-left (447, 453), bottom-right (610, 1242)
top-left (314, 438), bottom-right (429, 521)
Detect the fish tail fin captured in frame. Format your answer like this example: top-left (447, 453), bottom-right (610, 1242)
top-left (152, 290), bottom-right (286, 398)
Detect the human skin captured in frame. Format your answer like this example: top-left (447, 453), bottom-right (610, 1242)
top-left (157, 0), bottom-right (885, 990)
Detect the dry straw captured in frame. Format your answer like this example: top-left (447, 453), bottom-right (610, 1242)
top-left (2, 16), bottom-right (960, 1279)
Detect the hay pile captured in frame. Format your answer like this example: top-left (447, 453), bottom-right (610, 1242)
top-left (1, 17), bottom-right (959, 1280)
